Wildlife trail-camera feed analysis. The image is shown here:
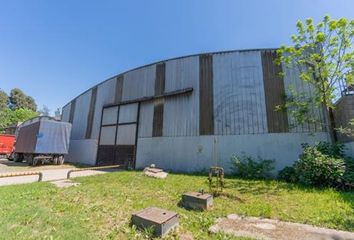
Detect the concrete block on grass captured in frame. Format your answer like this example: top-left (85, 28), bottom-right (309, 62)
top-left (182, 192), bottom-right (213, 210)
top-left (131, 207), bottom-right (179, 237)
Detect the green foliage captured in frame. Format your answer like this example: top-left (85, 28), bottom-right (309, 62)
top-left (342, 157), bottom-right (354, 190)
top-left (0, 108), bottom-right (38, 130)
top-left (279, 142), bottom-right (354, 190)
top-left (230, 155), bottom-right (275, 180)
top-left (295, 145), bottom-right (345, 188)
top-left (0, 89), bottom-right (8, 111)
top-left (0, 88), bottom-right (39, 131)
top-left (9, 88), bottom-right (37, 111)
top-left (276, 16), bottom-right (354, 131)
top-left (278, 166), bottom-right (298, 183)
top-left (314, 141), bottom-right (345, 158)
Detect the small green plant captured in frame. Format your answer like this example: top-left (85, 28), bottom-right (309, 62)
top-left (230, 155), bottom-right (275, 180)
top-left (342, 157), bottom-right (354, 190)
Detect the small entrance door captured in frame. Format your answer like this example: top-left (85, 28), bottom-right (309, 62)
top-left (96, 103), bottom-right (139, 167)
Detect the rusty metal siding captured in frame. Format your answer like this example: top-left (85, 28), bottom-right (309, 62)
top-left (91, 78), bottom-right (116, 139)
top-left (69, 99), bottom-right (76, 124)
top-left (155, 63), bottom-right (166, 95)
top-left (213, 51), bottom-right (268, 135)
top-left (122, 64), bottom-right (156, 101)
top-left (115, 75), bottom-right (124, 103)
top-left (334, 95), bottom-right (354, 142)
top-left (163, 56), bottom-right (199, 137)
top-left (261, 51), bottom-right (289, 133)
top-left (85, 86), bottom-right (97, 139)
top-left (282, 62), bottom-right (326, 133)
top-left (61, 103), bottom-right (71, 122)
top-left (71, 90), bottom-right (91, 140)
top-left (138, 102), bottom-right (154, 138)
top-left (152, 98), bottom-right (164, 137)
top-left (199, 54), bottom-right (214, 135)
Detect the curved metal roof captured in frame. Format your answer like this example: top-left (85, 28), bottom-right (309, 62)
top-left (63, 47), bottom-right (278, 108)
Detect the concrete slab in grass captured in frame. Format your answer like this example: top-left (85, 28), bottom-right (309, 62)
top-left (51, 179), bottom-right (80, 188)
top-left (209, 214), bottom-right (354, 240)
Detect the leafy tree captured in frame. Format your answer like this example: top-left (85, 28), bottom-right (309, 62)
top-left (0, 108), bottom-right (38, 131)
top-left (39, 105), bottom-right (50, 116)
top-left (277, 16), bottom-right (354, 142)
top-left (9, 88), bottom-right (37, 111)
top-left (54, 108), bottom-right (61, 119)
top-left (0, 89), bottom-right (8, 111)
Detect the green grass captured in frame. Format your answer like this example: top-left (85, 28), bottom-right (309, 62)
top-left (0, 171), bottom-right (353, 239)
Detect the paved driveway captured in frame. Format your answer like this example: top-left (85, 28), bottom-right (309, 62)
top-left (0, 158), bottom-right (117, 186)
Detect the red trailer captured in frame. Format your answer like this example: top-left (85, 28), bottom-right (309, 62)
top-left (0, 134), bottom-right (15, 158)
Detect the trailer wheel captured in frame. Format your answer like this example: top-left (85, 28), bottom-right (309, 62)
top-left (26, 155), bottom-right (34, 166)
top-left (53, 156), bottom-right (58, 165)
top-left (14, 153), bottom-right (24, 162)
top-left (32, 158), bottom-right (38, 166)
top-left (58, 156), bottom-right (64, 165)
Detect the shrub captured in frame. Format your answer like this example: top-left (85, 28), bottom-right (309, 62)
top-left (313, 141), bottom-right (345, 158)
top-left (295, 146), bottom-right (345, 188)
top-left (278, 166), bottom-right (298, 183)
top-left (342, 157), bottom-right (354, 190)
top-left (230, 155), bottom-right (275, 180)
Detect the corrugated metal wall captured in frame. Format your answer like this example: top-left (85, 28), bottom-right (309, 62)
top-left (138, 102), bottom-right (154, 138)
top-left (91, 78), bottom-right (117, 139)
top-left (261, 51), bottom-right (289, 133)
top-left (282, 62), bottom-right (326, 132)
top-left (122, 65), bottom-right (156, 101)
top-left (163, 56), bottom-right (200, 136)
top-left (119, 103), bottom-right (138, 123)
top-left (199, 54), bottom-right (214, 135)
top-left (213, 51), bottom-right (268, 135)
top-left (61, 103), bottom-right (71, 123)
top-left (71, 90), bottom-right (92, 140)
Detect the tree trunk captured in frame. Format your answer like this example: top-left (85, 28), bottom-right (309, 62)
top-left (327, 107), bottom-right (337, 143)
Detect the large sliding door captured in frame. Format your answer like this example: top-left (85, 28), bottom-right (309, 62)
top-left (97, 103), bottom-right (139, 167)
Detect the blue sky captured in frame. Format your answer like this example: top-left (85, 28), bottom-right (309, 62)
top-left (1, 0), bottom-right (354, 114)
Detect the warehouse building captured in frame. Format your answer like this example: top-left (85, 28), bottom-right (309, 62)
top-left (61, 49), bottom-right (332, 172)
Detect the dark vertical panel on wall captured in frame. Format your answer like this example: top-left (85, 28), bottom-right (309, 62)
top-left (69, 99), bottom-right (76, 124)
top-left (199, 54), bottom-right (214, 135)
top-left (152, 99), bottom-right (164, 137)
top-left (85, 87), bottom-right (97, 139)
top-left (115, 75), bottom-right (124, 103)
top-left (261, 51), bottom-right (289, 133)
top-left (155, 63), bottom-right (165, 95)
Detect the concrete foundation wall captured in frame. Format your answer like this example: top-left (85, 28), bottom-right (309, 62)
top-left (65, 139), bottom-right (98, 165)
top-left (136, 132), bottom-right (329, 173)
top-left (344, 141), bottom-right (354, 158)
